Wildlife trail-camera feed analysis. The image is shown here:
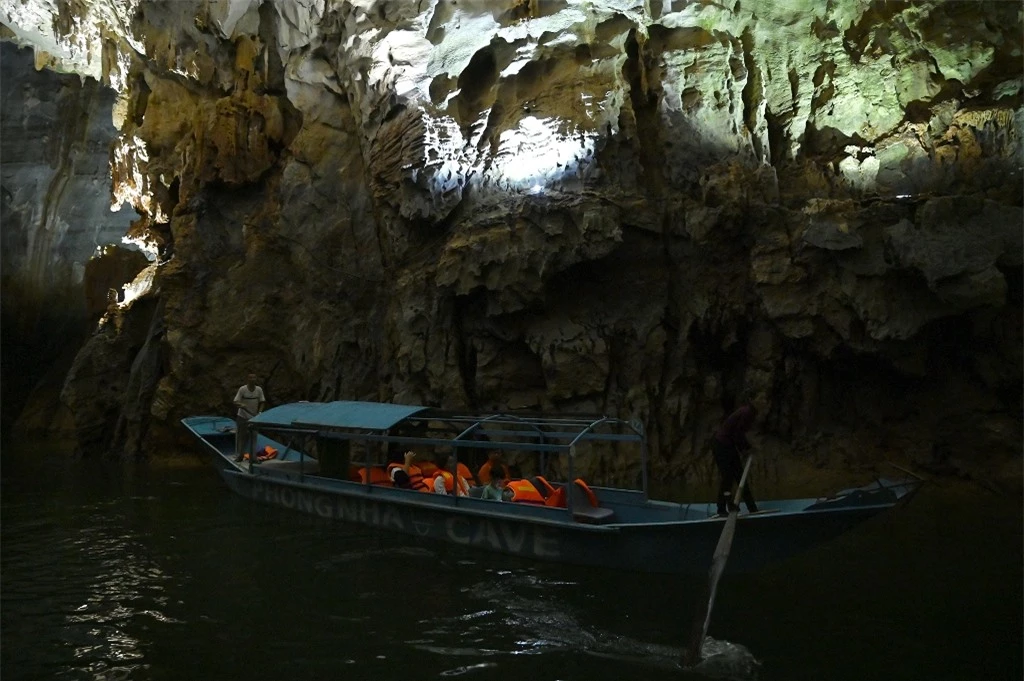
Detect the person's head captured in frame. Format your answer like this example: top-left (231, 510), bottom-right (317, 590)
top-left (390, 468), bottom-right (411, 488)
top-left (445, 454), bottom-right (458, 471)
top-left (246, 373), bottom-right (258, 389)
top-left (487, 450), bottom-right (504, 464)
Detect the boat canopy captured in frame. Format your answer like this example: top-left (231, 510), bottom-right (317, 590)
top-left (250, 400), bottom-right (430, 431)
top-left (245, 399), bottom-right (648, 496)
top-left (247, 400), bottom-right (643, 451)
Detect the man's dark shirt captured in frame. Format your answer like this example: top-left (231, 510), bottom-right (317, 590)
top-left (714, 405), bottom-right (755, 451)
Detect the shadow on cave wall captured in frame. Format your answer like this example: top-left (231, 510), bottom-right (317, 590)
top-left (769, 281), bottom-right (1022, 479)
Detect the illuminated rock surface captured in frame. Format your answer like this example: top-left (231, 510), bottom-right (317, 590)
top-left (1, 1), bottom-right (1020, 488)
top-left (0, 43), bottom-right (143, 433)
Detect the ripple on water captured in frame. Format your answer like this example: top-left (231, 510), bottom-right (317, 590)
top-left (2, 506), bottom-right (177, 680)
top-left (439, 661), bottom-right (500, 676)
top-left (406, 567), bottom-right (762, 680)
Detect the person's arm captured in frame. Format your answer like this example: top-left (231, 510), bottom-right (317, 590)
top-left (256, 387), bottom-right (266, 414)
top-left (735, 407), bottom-right (755, 451)
top-left (432, 475), bottom-right (446, 494)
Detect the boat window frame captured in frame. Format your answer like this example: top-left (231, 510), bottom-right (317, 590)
top-left (249, 404), bottom-right (649, 502)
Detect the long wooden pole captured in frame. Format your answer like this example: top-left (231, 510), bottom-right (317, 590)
top-left (681, 452), bottom-right (754, 667)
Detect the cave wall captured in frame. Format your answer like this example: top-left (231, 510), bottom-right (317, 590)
top-left (0, 42), bottom-right (145, 436)
top-left (1, 1), bottom-right (1020, 488)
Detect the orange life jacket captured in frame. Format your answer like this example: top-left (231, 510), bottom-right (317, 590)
top-left (505, 479), bottom-right (546, 504)
top-left (242, 445), bottom-right (278, 462)
top-left (544, 480), bottom-right (599, 508)
top-left (428, 470), bottom-right (470, 496)
top-left (545, 487), bottom-right (567, 508)
top-left (387, 462), bottom-right (428, 491)
top-left (478, 460), bottom-right (510, 485)
top-left (456, 462), bottom-right (476, 486)
top-left (358, 467), bottom-right (392, 485)
top-left (418, 461), bottom-right (439, 478)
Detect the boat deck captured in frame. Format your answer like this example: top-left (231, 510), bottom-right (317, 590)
top-left (254, 458), bottom-right (322, 475)
top-left (184, 415), bottom-right (918, 528)
top-left (180, 405), bottom-right (923, 575)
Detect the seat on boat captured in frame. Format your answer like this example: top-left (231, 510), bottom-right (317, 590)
top-left (531, 476), bottom-right (556, 499)
top-left (568, 479), bottom-right (615, 524)
top-left (545, 486), bottom-right (566, 508)
top-left (572, 505), bottom-right (615, 524)
top-left (258, 458), bottom-right (321, 474)
top-left (543, 479), bottom-right (615, 524)
top-left (570, 478), bottom-right (599, 506)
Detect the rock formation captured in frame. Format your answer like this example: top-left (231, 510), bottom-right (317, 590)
top-left (1, 1), bottom-right (1020, 491)
top-left (0, 42), bottom-right (144, 434)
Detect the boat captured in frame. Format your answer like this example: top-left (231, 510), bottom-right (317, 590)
top-left (181, 400), bottom-right (921, 574)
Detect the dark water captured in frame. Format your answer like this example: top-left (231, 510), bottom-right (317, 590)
top-left (2, 443), bottom-right (1020, 681)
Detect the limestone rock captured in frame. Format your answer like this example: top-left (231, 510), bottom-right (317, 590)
top-left (0, 1), bottom-right (1020, 487)
top-left (888, 198), bottom-right (1023, 288)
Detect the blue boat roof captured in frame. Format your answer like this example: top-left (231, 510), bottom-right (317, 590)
top-left (250, 400), bottom-right (429, 431)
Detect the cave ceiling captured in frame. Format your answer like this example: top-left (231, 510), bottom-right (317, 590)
top-left (0, 1), bottom-right (1020, 476)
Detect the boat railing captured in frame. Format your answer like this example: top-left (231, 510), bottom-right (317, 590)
top-left (245, 402), bottom-right (649, 521)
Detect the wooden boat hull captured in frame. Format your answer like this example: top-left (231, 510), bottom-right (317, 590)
top-left (184, 415), bottom-right (919, 575)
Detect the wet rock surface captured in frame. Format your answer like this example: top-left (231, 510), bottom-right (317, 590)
top-left (0, 2), bottom-right (1019, 487)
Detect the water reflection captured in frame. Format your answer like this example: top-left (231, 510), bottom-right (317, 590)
top-left (2, 497), bottom-right (173, 680)
top-left (411, 568), bottom-right (760, 680)
top-left (440, 661), bottom-right (500, 676)
top-left (3, 449), bottom-right (1020, 681)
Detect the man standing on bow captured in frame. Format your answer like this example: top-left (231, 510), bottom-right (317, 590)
top-left (233, 372), bottom-right (265, 461)
top-left (712, 402), bottom-right (759, 517)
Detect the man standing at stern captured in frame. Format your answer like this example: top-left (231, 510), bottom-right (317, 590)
top-left (233, 373), bottom-right (266, 461)
top-left (712, 402), bottom-right (759, 517)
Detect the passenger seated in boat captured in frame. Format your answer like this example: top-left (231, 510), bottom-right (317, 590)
top-left (386, 451), bottom-right (429, 491)
top-left (477, 451), bottom-right (510, 485)
top-left (389, 468), bottom-right (412, 489)
top-left (479, 475), bottom-right (506, 501)
top-left (429, 455), bottom-right (471, 496)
